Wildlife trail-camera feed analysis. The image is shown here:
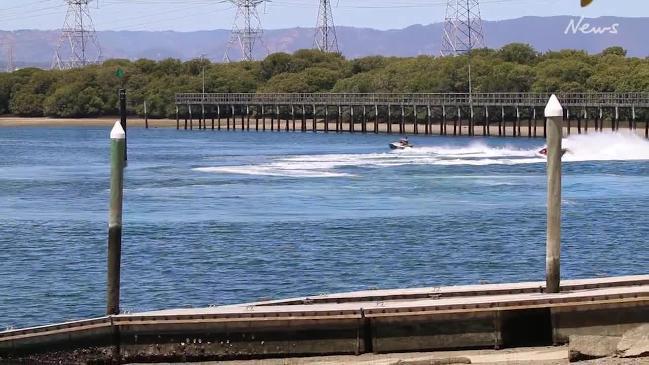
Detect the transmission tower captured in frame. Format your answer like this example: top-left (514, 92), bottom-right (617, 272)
top-left (0, 38), bottom-right (16, 72)
top-left (5, 40), bottom-right (15, 72)
top-left (52, 0), bottom-right (102, 70)
top-left (224, 0), bottom-right (267, 62)
top-left (440, 0), bottom-right (485, 56)
top-left (314, 0), bottom-right (339, 53)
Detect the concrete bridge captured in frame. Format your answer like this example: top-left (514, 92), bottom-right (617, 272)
top-left (173, 92), bottom-right (649, 137)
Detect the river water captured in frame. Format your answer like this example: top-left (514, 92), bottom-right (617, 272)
top-left (1, 127), bottom-right (648, 329)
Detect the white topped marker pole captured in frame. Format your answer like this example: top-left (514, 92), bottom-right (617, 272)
top-left (107, 121), bottom-right (126, 315)
top-left (545, 95), bottom-right (564, 293)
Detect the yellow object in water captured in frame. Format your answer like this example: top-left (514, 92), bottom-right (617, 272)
top-left (581, 0), bottom-right (593, 7)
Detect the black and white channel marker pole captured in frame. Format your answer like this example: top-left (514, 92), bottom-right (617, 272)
top-left (107, 121), bottom-right (125, 315)
top-left (545, 94), bottom-right (564, 294)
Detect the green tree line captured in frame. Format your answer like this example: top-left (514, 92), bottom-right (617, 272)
top-left (0, 44), bottom-right (646, 119)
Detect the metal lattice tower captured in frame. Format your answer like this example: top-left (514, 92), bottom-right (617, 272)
top-left (52, 0), bottom-right (102, 70)
top-left (5, 40), bottom-right (15, 72)
top-left (314, 0), bottom-right (339, 53)
top-left (224, 0), bottom-right (266, 62)
top-left (440, 0), bottom-right (485, 56)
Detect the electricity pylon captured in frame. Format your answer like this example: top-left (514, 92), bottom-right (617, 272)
top-left (440, 0), bottom-right (485, 56)
top-left (224, 0), bottom-right (267, 62)
top-left (441, 0), bottom-right (485, 136)
top-left (52, 0), bottom-right (102, 70)
top-left (314, 0), bottom-right (339, 53)
top-left (5, 40), bottom-right (15, 72)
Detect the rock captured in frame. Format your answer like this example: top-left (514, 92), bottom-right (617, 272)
top-left (618, 324), bottom-right (649, 358)
top-left (568, 335), bottom-right (621, 362)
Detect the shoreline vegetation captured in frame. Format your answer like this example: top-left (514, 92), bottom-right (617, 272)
top-left (0, 44), bottom-right (645, 121)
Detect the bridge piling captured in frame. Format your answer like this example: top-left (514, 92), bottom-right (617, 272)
top-left (362, 105), bottom-right (367, 133)
top-left (175, 105), bottom-right (179, 130)
top-left (172, 93), bottom-right (649, 138)
top-left (375, 105), bottom-right (380, 134)
top-left (441, 105), bottom-right (446, 136)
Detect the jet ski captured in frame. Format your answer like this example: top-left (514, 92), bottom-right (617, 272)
top-left (390, 139), bottom-right (413, 150)
top-left (537, 147), bottom-right (568, 157)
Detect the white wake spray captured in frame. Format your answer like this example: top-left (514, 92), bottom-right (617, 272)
top-left (562, 132), bottom-right (649, 162)
top-left (194, 132), bottom-right (649, 177)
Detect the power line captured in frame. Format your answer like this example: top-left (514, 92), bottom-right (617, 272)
top-left (314, 0), bottom-right (338, 53)
top-left (52, 0), bottom-right (102, 69)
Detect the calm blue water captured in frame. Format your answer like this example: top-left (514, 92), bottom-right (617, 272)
top-left (1, 127), bottom-right (648, 329)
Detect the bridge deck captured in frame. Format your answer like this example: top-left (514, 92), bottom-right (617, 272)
top-left (175, 92), bottom-right (649, 107)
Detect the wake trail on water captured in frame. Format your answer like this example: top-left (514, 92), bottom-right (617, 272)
top-left (194, 132), bottom-right (649, 177)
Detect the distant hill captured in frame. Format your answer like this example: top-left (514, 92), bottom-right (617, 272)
top-left (1, 16), bottom-right (647, 69)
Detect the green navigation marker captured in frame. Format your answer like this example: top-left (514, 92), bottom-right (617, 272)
top-left (115, 68), bottom-right (125, 79)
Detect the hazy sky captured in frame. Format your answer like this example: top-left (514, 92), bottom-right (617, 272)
top-left (1, 0), bottom-right (648, 31)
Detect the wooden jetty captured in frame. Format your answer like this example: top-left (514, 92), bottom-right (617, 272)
top-left (174, 92), bottom-right (649, 137)
top-left (2, 275), bottom-right (648, 363)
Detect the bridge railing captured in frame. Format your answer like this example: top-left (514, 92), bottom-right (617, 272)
top-left (175, 92), bottom-right (649, 107)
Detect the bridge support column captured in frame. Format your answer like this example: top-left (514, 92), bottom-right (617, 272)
top-left (426, 105), bottom-right (431, 135)
top-left (577, 109), bottom-right (582, 134)
top-left (533, 107), bottom-right (537, 137)
top-left (500, 106), bottom-right (504, 137)
top-left (312, 104), bottom-right (317, 132)
top-left (246, 105), bottom-right (250, 131)
top-left (388, 105), bottom-right (392, 133)
top-left (189, 104), bottom-right (193, 130)
top-left (337, 105), bottom-right (341, 133)
top-left (442, 105), bottom-right (447, 136)
top-left (375, 104), bottom-right (379, 134)
top-left (226, 105), bottom-right (231, 130)
top-left (614, 106), bottom-right (619, 131)
top-left (302, 105), bottom-right (306, 132)
top-left (176, 105), bottom-right (179, 130)
top-left (262, 105), bottom-right (266, 131)
top-left (469, 106), bottom-right (474, 136)
top-left (291, 105), bottom-right (295, 132)
top-left (350, 105), bottom-right (354, 133)
top-left (240, 106), bottom-right (245, 131)
top-left (201, 104), bottom-right (205, 130)
top-left (324, 105), bottom-right (329, 133)
top-left (362, 105), bottom-right (367, 133)
top-left (528, 107), bottom-right (532, 138)
top-left (413, 105), bottom-right (418, 135)
top-left (583, 109), bottom-right (588, 133)
top-left (455, 106), bottom-right (460, 136)
top-left (400, 105), bottom-right (405, 134)
top-left (484, 106), bottom-right (489, 137)
top-left (232, 105), bottom-right (237, 131)
top-left (514, 106), bottom-right (519, 137)
top-left (631, 106), bottom-right (636, 130)
top-left (217, 105), bottom-right (221, 131)
top-left (282, 105), bottom-right (288, 131)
